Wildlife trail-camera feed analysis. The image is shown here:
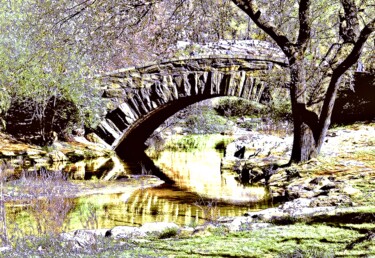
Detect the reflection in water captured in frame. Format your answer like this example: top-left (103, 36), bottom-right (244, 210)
top-left (66, 186), bottom-right (267, 231)
top-left (151, 150), bottom-right (269, 203)
top-left (5, 148), bottom-right (275, 237)
top-left (64, 149), bottom-right (273, 230)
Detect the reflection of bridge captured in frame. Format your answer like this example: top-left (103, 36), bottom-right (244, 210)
top-left (93, 42), bottom-right (287, 154)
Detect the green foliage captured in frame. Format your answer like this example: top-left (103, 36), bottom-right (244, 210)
top-left (157, 227), bottom-right (178, 239)
top-left (214, 138), bottom-right (234, 152)
top-left (182, 105), bottom-right (229, 134)
top-left (214, 97), bottom-right (264, 117)
top-left (263, 88), bottom-right (292, 122)
top-left (0, 1), bottom-right (104, 143)
top-left (277, 247), bottom-right (335, 258)
top-left (185, 115), bottom-right (228, 134)
top-left (167, 135), bottom-right (202, 151)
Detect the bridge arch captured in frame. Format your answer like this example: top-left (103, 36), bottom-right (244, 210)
top-left (93, 53), bottom-right (287, 156)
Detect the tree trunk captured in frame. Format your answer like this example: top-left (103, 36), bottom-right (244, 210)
top-left (289, 61), bottom-right (319, 163)
top-left (290, 108), bottom-right (318, 163)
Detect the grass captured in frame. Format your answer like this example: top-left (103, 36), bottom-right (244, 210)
top-left (1, 220), bottom-right (373, 257)
top-left (163, 134), bottom-right (234, 152)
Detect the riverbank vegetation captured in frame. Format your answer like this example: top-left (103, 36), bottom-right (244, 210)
top-left (1, 210), bottom-right (374, 257)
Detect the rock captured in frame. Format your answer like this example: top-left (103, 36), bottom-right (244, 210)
top-left (244, 207), bottom-right (286, 222)
top-left (48, 150), bottom-right (68, 162)
top-left (72, 128), bottom-right (85, 136)
top-left (280, 198), bottom-right (313, 210)
top-left (243, 198), bottom-right (339, 224)
top-left (0, 150), bottom-right (16, 157)
top-left (106, 226), bottom-right (146, 239)
top-left (310, 195), bottom-right (353, 207)
top-left (342, 185), bottom-right (361, 196)
top-left (0, 245), bottom-right (11, 253)
top-left (226, 216), bottom-right (272, 232)
top-left (192, 224), bottom-right (218, 237)
top-left (65, 161), bottom-right (86, 180)
top-left (225, 216), bottom-right (253, 231)
top-left (103, 88), bottom-right (125, 98)
top-left (178, 226), bottom-right (195, 237)
top-left (85, 133), bottom-right (111, 148)
top-left (140, 222), bottom-right (179, 236)
top-left (65, 150), bottom-right (85, 162)
top-left (61, 229), bottom-right (107, 249)
top-left (100, 156), bottom-right (126, 181)
top-left (26, 149), bottom-right (46, 156)
top-left (225, 142), bottom-right (245, 158)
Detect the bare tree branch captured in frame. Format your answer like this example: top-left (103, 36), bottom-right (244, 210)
top-left (231, 0), bottom-right (294, 58)
top-left (296, 0), bottom-right (311, 52)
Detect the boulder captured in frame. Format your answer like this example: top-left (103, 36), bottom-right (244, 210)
top-left (60, 229), bottom-right (108, 249)
top-left (48, 150), bottom-right (68, 162)
top-left (192, 224), bottom-right (218, 237)
top-left (105, 226), bottom-right (146, 239)
top-left (85, 133), bottom-right (111, 148)
top-left (140, 222), bottom-right (179, 235)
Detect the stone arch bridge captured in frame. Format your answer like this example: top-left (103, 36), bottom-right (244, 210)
top-left (93, 42), bottom-right (287, 156)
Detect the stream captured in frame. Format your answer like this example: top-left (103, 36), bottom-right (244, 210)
top-left (3, 145), bottom-right (276, 237)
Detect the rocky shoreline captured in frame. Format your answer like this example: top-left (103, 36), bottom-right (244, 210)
top-left (221, 123), bottom-right (375, 208)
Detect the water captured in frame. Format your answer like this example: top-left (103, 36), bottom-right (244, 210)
top-left (64, 149), bottom-right (273, 230)
top-left (3, 147), bottom-right (275, 237)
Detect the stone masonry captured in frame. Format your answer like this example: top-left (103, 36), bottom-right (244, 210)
top-left (93, 40), bottom-right (287, 154)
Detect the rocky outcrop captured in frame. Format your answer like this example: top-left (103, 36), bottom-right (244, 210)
top-left (61, 222), bottom-right (180, 249)
top-left (221, 125), bottom-right (375, 208)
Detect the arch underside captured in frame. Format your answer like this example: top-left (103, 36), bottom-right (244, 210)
top-left (93, 57), bottom-right (286, 156)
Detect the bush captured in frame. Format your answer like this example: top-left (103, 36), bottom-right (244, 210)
top-left (214, 97), bottom-right (264, 117)
top-left (5, 97), bottom-right (80, 145)
top-left (262, 87), bottom-right (292, 122)
top-left (184, 111), bottom-right (228, 134)
top-left (157, 227), bottom-right (178, 239)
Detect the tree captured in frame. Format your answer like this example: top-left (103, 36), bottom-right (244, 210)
top-left (0, 0), bottom-right (104, 144)
top-left (231, 0), bottom-right (375, 163)
top-left (39, 0), bottom-right (251, 70)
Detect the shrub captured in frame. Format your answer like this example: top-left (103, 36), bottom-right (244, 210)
top-left (184, 106), bottom-right (229, 134)
top-left (214, 97), bottom-right (264, 117)
top-left (5, 97), bottom-right (81, 145)
top-left (158, 227), bottom-right (178, 239)
top-left (262, 88), bottom-right (292, 123)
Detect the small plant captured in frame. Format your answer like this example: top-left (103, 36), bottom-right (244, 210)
top-left (30, 197), bottom-right (73, 236)
top-left (0, 162), bottom-right (10, 248)
top-left (214, 97), bottom-right (263, 117)
top-left (158, 227), bottom-right (178, 239)
top-left (194, 197), bottom-right (220, 224)
top-left (78, 203), bottom-right (100, 230)
top-left (277, 247), bottom-right (335, 258)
